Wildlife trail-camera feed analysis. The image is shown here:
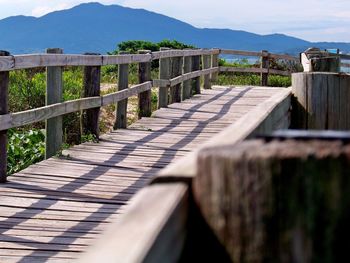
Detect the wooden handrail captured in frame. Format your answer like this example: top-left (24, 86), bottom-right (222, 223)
top-left (0, 47), bottom-right (301, 179)
top-left (0, 49), bottom-right (299, 72)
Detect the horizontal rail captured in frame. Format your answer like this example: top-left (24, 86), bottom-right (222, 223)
top-left (341, 63), bottom-right (350, 68)
top-left (154, 67), bottom-right (219, 88)
top-left (0, 49), bottom-right (299, 72)
top-left (220, 66), bottom-right (268, 74)
top-left (0, 82), bottom-right (152, 131)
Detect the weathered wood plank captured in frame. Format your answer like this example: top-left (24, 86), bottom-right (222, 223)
top-left (114, 51), bottom-right (129, 129)
top-left (182, 54), bottom-right (192, 99)
top-left (138, 50), bottom-right (152, 119)
top-left (158, 47), bottom-right (171, 108)
top-left (45, 48), bottom-right (63, 159)
top-left (202, 53), bottom-right (211, 89)
top-left (169, 56), bottom-right (183, 103)
top-left (83, 53), bottom-right (101, 140)
top-left (78, 183), bottom-right (189, 263)
top-left (0, 50), bottom-right (9, 183)
top-left (261, 50), bottom-right (269, 86)
top-left (191, 55), bottom-right (201, 94)
top-left (219, 66), bottom-right (267, 74)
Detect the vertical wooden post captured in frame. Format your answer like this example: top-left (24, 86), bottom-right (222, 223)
top-left (83, 53), bottom-right (101, 140)
top-left (194, 136), bottom-right (350, 262)
top-left (158, 47), bottom-right (170, 108)
top-left (0, 51), bottom-right (9, 183)
top-left (138, 50), bottom-right (152, 119)
top-left (261, 50), bottom-right (269, 86)
top-left (292, 72), bottom-right (350, 130)
top-left (211, 50), bottom-right (219, 82)
top-left (114, 51), bottom-right (129, 129)
top-left (170, 56), bottom-right (183, 104)
top-left (192, 55), bottom-right (201, 95)
top-left (45, 48), bottom-right (63, 159)
top-left (202, 53), bottom-right (211, 89)
top-left (182, 54), bottom-right (192, 100)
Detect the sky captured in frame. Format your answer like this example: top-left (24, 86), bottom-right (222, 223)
top-left (0, 0), bottom-right (349, 42)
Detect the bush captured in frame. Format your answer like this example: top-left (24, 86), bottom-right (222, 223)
top-left (7, 129), bottom-right (45, 174)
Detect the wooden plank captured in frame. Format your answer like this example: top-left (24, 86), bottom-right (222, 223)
top-left (169, 56), bottom-right (183, 103)
top-left (158, 47), bottom-right (171, 108)
top-left (182, 55), bottom-right (192, 100)
top-left (219, 49), bottom-right (261, 57)
top-left (260, 50), bottom-right (269, 86)
top-left (219, 66), bottom-right (267, 74)
top-left (211, 52), bottom-right (219, 82)
top-left (194, 138), bottom-right (350, 262)
top-left (191, 55), bottom-right (201, 94)
top-left (0, 50), bottom-right (9, 183)
top-left (155, 87), bottom-right (292, 181)
top-left (83, 53), bottom-right (101, 140)
top-left (0, 82), bottom-right (152, 131)
top-left (202, 53), bottom-right (211, 89)
top-left (138, 50), bottom-right (152, 119)
top-left (45, 48), bottom-right (63, 159)
top-left (114, 51), bottom-right (129, 129)
top-left (78, 183), bottom-right (189, 263)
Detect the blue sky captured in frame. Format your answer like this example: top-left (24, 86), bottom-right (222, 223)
top-left (0, 0), bottom-right (349, 42)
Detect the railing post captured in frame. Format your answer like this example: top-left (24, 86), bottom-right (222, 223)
top-left (45, 48), bottom-right (63, 159)
top-left (114, 51), bottom-right (129, 129)
top-left (192, 54), bottom-right (201, 94)
top-left (158, 47), bottom-right (170, 108)
top-left (0, 51), bottom-right (9, 183)
top-left (182, 53), bottom-right (192, 100)
top-left (202, 52), bottom-right (211, 89)
top-left (170, 55), bottom-right (183, 104)
top-left (211, 49), bottom-right (219, 82)
top-left (138, 50), bottom-right (152, 119)
top-left (260, 50), bottom-right (269, 86)
top-left (83, 52), bottom-right (101, 140)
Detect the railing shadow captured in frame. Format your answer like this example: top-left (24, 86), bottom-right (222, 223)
top-left (1, 87), bottom-right (252, 262)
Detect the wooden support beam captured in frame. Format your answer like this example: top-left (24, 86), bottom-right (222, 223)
top-left (292, 72), bottom-right (350, 130)
top-left (261, 50), bottom-right (269, 86)
top-left (211, 52), bottom-right (219, 82)
top-left (158, 47), bottom-right (170, 108)
top-left (45, 48), bottom-right (63, 159)
top-left (192, 55), bottom-right (201, 95)
top-left (0, 51), bottom-right (9, 183)
top-left (194, 135), bottom-right (350, 262)
top-left (83, 52), bottom-right (101, 140)
top-left (202, 53), bottom-right (211, 89)
top-left (170, 55), bottom-right (183, 104)
top-left (138, 50), bottom-right (152, 119)
top-left (182, 55), bottom-right (192, 100)
top-left (114, 51), bottom-right (129, 129)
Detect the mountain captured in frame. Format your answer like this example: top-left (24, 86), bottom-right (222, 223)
top-left (0, 2), bottom-right (349, 55)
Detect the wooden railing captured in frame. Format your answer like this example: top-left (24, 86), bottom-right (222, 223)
top-left (0, 48), bottom-right (299, 182)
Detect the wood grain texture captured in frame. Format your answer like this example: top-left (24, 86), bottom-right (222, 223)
top-left (83, 53), bottom-right (101, 140)
top-left (194, 138), bottom-right (350, 262)
top-left (45, 48), bottom-right (63, 159)
top-left (158, 47), bottom-right (171, 108)
top-left (0, 86), bottom-right (287, 262)
top-left (156, 87), bottom-right (291, 182)
top-left (115, 51), bottom-right (129, 129)
top-left (292, 72), bottom-right (350, 130)
top-left (191, 55), bottom-right (201, 95)
top-left (261, 50), bottom-right (269, 86)
top-left (182, 55), bottom-right (192, 100)
top-left (202, 54), bottom-right (211, 89)
top-left (78, 183), bottom-right (189, 263)
top-left (138, 50), bottom-right (152, 119)
top-left (169, 56), bottom-right (183, 104)
top-left (0, 82), bottom-right (152, 131)
top-left (0, 50), bottom-right (9, 183)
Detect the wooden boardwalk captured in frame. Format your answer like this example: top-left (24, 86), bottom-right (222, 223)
top-left (0, 86), bottom-right (285, 262)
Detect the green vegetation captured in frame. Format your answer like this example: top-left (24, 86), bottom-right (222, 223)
top-left (6, 40), bottom-right (295, 175)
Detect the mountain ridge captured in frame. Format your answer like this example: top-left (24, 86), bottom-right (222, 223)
top-left (0, 2), bottom-right (348, 55)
